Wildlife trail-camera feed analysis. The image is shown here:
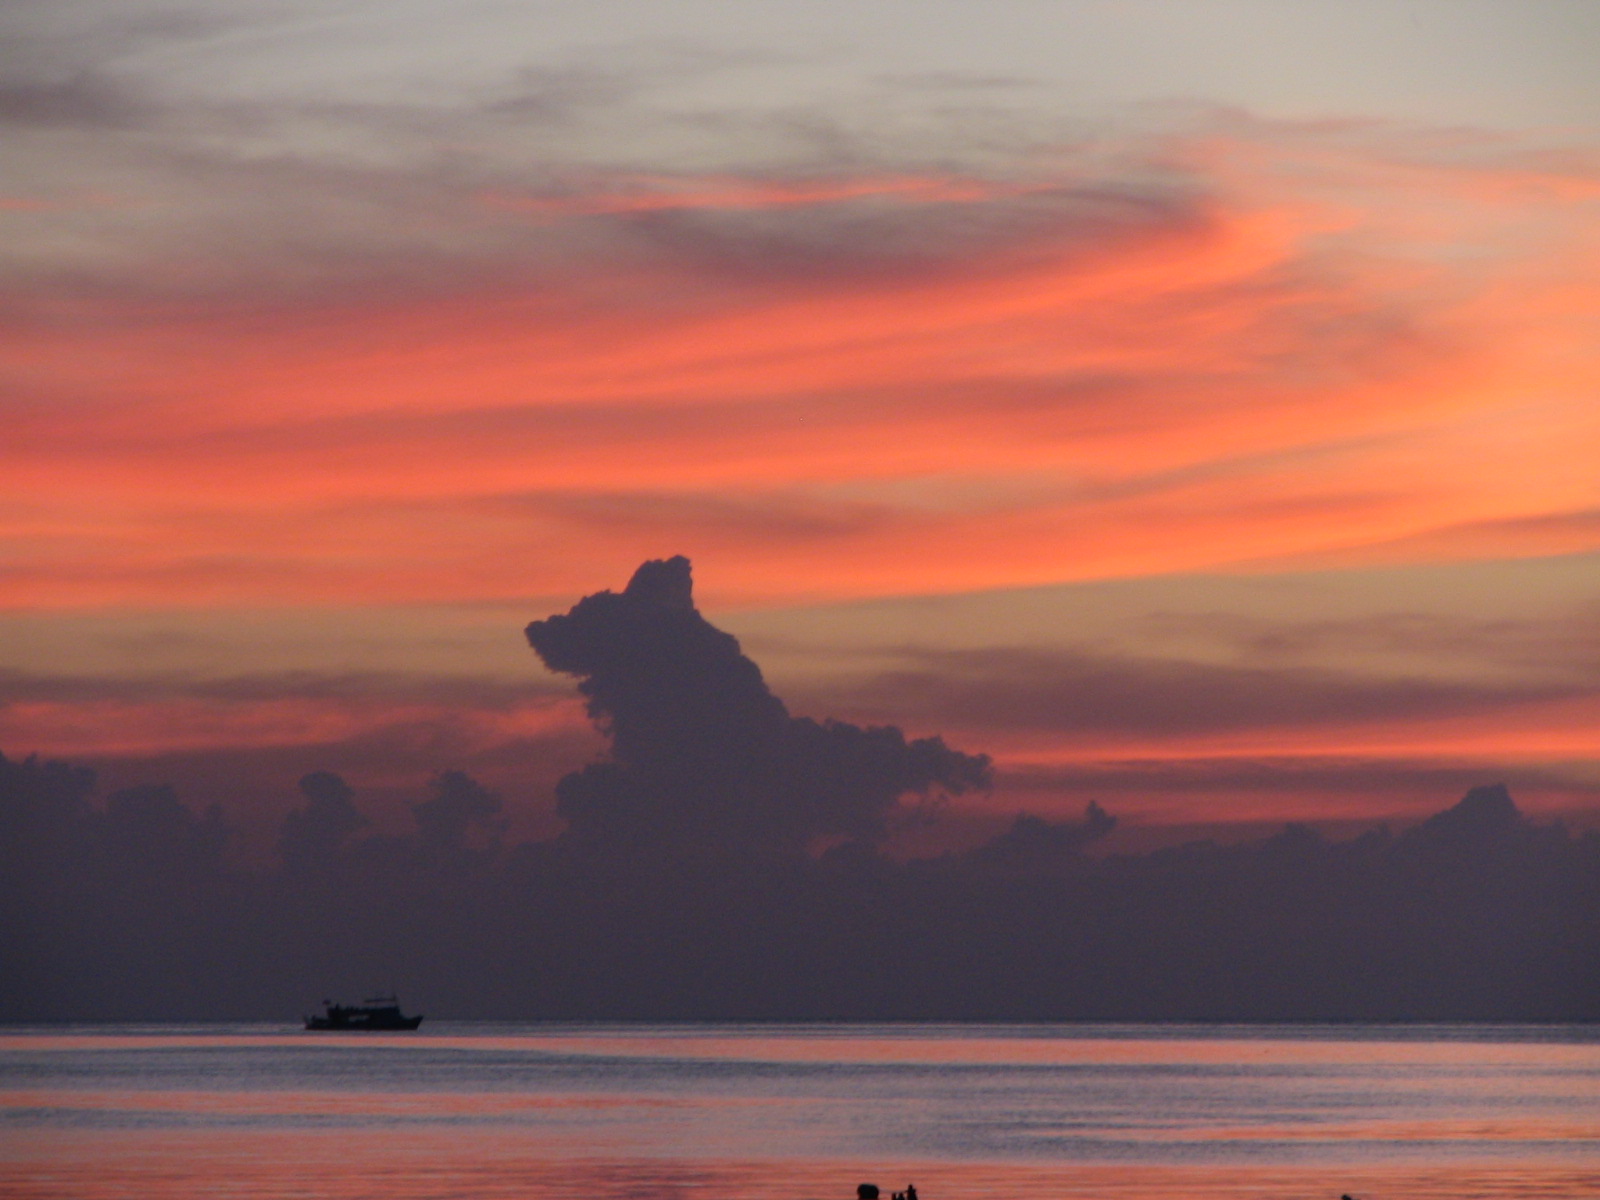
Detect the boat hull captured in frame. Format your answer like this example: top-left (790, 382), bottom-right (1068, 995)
top-left (304, 1017), bottom-right (422, 1036)
top-left (304, 1014), bottom-right (423, 1031)
top-left (303, 997), bottom-right (424, 1031)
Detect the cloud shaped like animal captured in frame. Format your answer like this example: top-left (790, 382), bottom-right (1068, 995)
top-left (526, 556), bottom-right (992, 849)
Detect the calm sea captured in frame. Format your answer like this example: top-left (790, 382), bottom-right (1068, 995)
top-left (1, 1024), bottom-right (1596, 1200)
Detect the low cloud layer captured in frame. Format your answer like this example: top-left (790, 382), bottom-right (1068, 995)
top-left (4, 559), bottom-right (1597, 1022)
top-left (5, 562), bottom-right (1596, 836)
top-left (4, 750), bottom-right (1594, 1022)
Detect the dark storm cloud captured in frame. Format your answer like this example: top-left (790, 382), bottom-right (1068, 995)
top-left (525, 556), bottom-right (991, 848)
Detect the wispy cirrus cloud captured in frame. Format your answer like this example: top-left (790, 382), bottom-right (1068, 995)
top-left (6, 123), bottom-right (1596, 609)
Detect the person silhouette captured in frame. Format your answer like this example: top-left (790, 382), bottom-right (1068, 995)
top-left (905, 1184), bottom-right (917, 1200)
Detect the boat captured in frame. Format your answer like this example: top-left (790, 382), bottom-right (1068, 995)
top-left (304, 995), bottom-right (424, 1031)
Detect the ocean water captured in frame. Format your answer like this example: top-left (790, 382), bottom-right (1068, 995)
top-left (1, 1024), bottom-right (1596, 1200)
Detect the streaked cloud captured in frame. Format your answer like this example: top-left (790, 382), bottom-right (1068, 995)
top-left (4, 1), bottom-right (1598, 837)
top-left (6, 121), bottom-right (1596, 609)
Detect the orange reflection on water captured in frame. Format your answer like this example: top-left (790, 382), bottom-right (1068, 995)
top-left (7, 1091), bottom-right (1592, 1144)
top-left (1050, 1117), bottom-right (1600, 1145)
top-left (0, 1088), bottom-right (693, 1118)
top-left (481, 1031), bottom-right (1600, 1071)
top-left (3, 1131), bottom-right (1597, 1200)
top-left (6, 1029), bottom-right (1599, 1069)
top-left (5, 1030), bottom-right (1597, 1200)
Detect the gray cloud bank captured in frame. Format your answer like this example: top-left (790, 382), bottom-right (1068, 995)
top-left (4, 558), bottom-right (1596, 1021)
top-left (834, 645), bottom-right (1590, 739)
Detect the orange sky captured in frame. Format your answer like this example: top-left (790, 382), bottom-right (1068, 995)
top-left (7, 132), bottom-right (1598, 606)
top-left (3, 12), bottom-right (1599, 844)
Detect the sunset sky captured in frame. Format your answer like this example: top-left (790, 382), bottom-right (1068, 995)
top-left (4, 0), bottom-right (1599, 847)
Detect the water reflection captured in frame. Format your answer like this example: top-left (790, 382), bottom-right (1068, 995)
top-left (10, 1134), bottom-right (1600, 1200)
top-left (2, 1025), bottom-right (1597, 1200)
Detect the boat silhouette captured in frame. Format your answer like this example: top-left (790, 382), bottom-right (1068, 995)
top-left (304, 995), bottom-right (423, 1031)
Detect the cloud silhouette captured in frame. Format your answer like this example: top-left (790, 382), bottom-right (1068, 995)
top-left (413, 768), bottom-right (505, 853)
top-left (3, 738), bottom-right (1597, 1020)
top-left (277, 771), bottom-right (367, 870)
top-left (526, 556), bottom-right (991, 849)
top-left (961, 801), bottom-right (1117, 871)
top-left (3, 564), bottom-right (1595, 1022)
